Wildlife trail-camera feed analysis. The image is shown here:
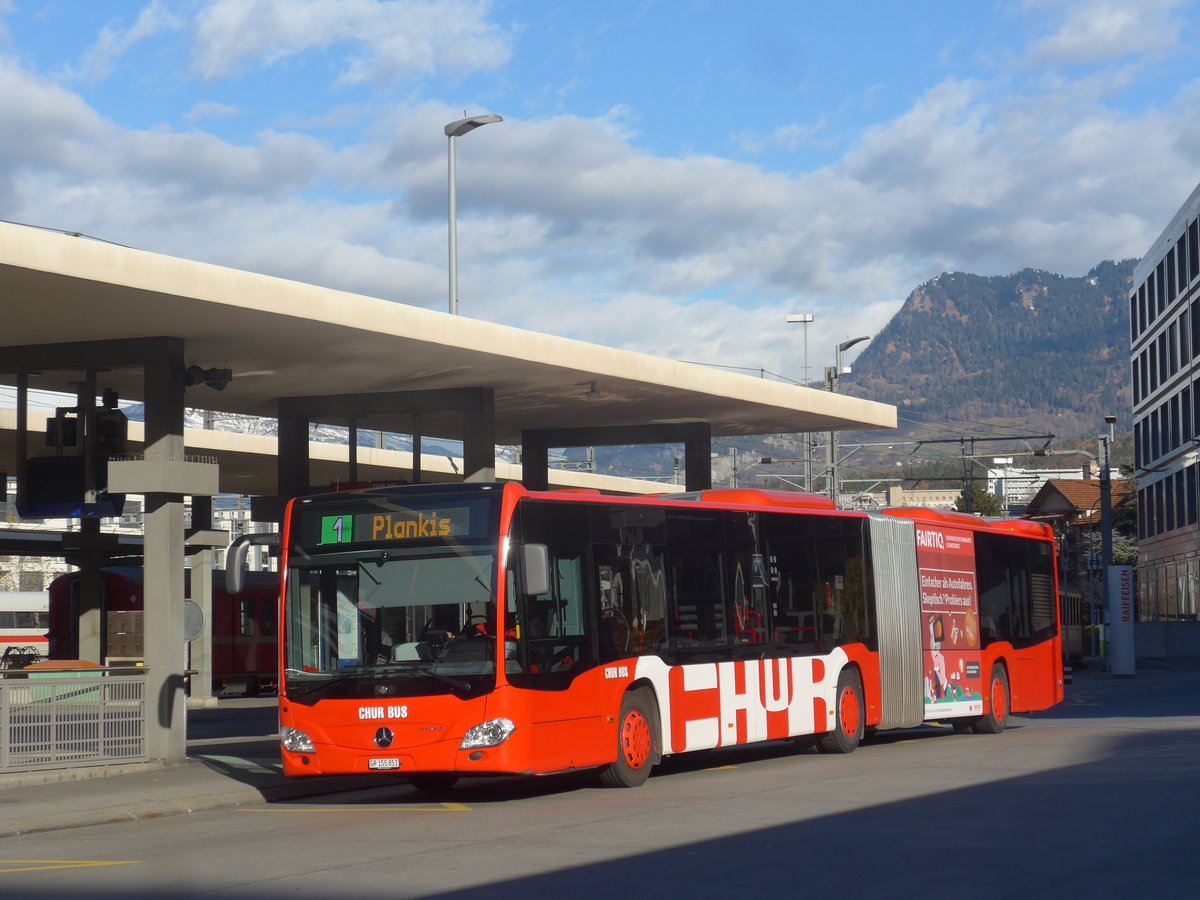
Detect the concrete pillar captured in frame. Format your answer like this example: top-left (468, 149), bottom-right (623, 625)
top-left (277, 413), bottom-right (310, 503)
top-left (188, 496), bottom-right (214, 704)
top-left (75, 518), bottom-right (104, 663)
top-left (141, 348), bottom-right (187, 762)
top-left (463, 389), bottom-right (496, 483)
top-left (521, 432), bottom-right (550, 491)
top-left (683, 424), bottom-right (712, 492)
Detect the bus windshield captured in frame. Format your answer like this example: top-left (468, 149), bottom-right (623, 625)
top-left (285, 546), bottom-right (498, 702)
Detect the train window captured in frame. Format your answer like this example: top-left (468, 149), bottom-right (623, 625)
top-left (0, 611), bottom-right (47, 628)
top-left (259, 600), bottom-right (276, 635)
top-left (240, 598), bottom-right (255, 636)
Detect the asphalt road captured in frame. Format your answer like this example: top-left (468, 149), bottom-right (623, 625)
top-left (4, 667), bottom-right (1199, 899)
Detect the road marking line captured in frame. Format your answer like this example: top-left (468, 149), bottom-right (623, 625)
top-left (0, 860), bottom-right (141, 874)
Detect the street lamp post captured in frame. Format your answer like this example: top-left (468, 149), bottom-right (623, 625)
top-left (787, 313), bottom-right (815, 490)
top-left (1097, 413), bottom-right (1135, 675)
top-left (445, 114), bottom-right (502, 315)
top-left (785, 313), bottom-right (815, 386)
top-left (824, 335), bottom-right (870, 504)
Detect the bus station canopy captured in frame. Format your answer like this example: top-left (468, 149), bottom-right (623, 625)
top-left (0, 221), bottom-right (896, 495)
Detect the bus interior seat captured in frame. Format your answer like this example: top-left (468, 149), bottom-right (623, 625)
top-left (393, 642), bottom-right (433, 663)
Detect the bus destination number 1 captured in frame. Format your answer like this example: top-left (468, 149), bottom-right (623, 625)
top-left (321, 515), bottom-right (352, 545)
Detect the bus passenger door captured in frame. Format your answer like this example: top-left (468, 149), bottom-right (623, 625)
top-left (508, 537), bottom-right (605, 772)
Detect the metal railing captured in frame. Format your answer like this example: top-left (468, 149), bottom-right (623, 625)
top-left (0, 666), bottom-right (148, 772)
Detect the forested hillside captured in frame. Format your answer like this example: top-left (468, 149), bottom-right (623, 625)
top-left (842, 259), bottom-right (1135, 440)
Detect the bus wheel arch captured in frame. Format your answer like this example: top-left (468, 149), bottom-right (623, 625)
top-left (975, 661), bottom-right (1010, 734)
top-left (600, 685), bottom-right (660, 788)
top-left (816, 665), bottom-right (865, 754)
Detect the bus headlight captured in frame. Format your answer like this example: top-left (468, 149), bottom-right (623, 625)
top-left (281, 726), bottom-right (315, 753)
top-left (460, 718), bottom-right (515, 749)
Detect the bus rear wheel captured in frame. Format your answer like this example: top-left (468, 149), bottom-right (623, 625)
top-left (974, 663), bottom-right (1010, 734)
top-left (817, 668), bottom-right (864, 754)
top-left (600, 688), bottom-right (657, 788)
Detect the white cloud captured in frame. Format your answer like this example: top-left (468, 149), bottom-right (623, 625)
top-left (189, 0), bottom-right (513, 84)
top-left (77, 0), bottom-right (184, 82)
top-left (184, 100), bottom-right (241, 122)
top-left (1022, 0), bottom-right (1190, 67)
top-left (736, 117), bottom-right (827, 155)
top-left (0, 58), bottom-right (112, 169)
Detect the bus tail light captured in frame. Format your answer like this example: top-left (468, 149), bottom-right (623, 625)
top-left (281, 726), bottom-right (315, 753)
top-left (460, 718), bottom-right (515, 749)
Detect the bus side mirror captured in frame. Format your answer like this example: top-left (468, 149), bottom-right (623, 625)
top-left (225, 532), bottom-right (280, 595)
top-left (522, 543), bottom-right (551, 597)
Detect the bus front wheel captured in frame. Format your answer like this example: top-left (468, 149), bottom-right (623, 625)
top-left (817, 668), bottom-right (865, 754)
top-left (974, 663), bottom-right (1010, 734)
top-left (600, 688), bottom-right (657, 788)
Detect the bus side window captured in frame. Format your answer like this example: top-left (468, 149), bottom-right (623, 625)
top-left (726, 511), bottom-right (769, 652)
top-left (762, 513), bottom-right (821, 655)
top-left (594, 540), bottom-right (669, 658)
top-left (666, 510), bottom-right (729, 662)
top-left (589, 504), bottom-right (669, 660)
top-left (759, 513), bottom-right (875, 654)
top-left (506, 500), bottom-right (597, 687)
top-left (977, 531), bottom-right (1055, 649)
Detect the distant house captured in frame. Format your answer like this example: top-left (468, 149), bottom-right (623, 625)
top-left (988, 465), bottom-right (1092, 516)
top-left (1022, 478), bottom-right (1132, 528)
top-left (1023, 479), bottom-right (1135, 661)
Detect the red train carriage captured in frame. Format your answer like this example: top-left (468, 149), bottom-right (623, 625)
top-left (0, 591), bottom-right (50, 667)
top-left (48, 567), bottom-right (278, 693)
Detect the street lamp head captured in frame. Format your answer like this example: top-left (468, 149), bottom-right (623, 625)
top-left (444, 114), bottom-right (503, 137)
top-left (838, 335), bottom-right (870, 353)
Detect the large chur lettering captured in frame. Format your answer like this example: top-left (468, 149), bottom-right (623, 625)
top-left (637, 651), bottom-right (846, 754)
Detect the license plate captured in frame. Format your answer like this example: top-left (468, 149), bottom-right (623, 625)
top-left (368, 758), bottom-right (400, 770)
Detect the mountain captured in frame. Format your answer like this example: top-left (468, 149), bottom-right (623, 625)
top-left (840, 259), bottom-right (1135, 442)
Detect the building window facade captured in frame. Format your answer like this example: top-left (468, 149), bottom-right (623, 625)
top-left (1131, 182), bottom-right (1200, 622)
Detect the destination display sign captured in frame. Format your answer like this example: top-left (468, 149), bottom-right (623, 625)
top-left (317, 507), bottom-right (471, 545)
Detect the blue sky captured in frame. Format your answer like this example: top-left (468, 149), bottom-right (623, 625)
top-left (3, 0), bottom-right (1200, 383)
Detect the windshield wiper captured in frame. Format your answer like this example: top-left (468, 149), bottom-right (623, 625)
top-left (284, 665), bottom-right (471, 695)
top-left (283, 668), bottom-right (374, 699)
top-left (381, 661), bottom-right (471, 693)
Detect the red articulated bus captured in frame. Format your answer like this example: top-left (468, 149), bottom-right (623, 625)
top-left (252, 482), bottom-right (1062, 789)
top-left (48, 567), bottom-right (279, 694)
